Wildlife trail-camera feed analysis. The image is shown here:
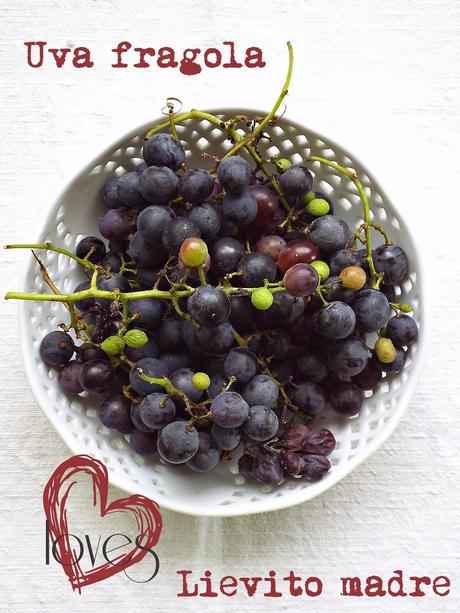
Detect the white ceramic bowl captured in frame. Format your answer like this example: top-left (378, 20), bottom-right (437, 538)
top-left (19, 109), bottom-right (427, 516)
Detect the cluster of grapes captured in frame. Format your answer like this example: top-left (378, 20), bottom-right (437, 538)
top-left (28, 124), bottom-right (418, 487)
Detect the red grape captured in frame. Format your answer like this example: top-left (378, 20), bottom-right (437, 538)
top-left (256, 234), bottom-right (286, 261)
top-left (248, 184), bottom-right (279, 226)
top-left (277, 239), bottom-right (321, 273)
top-left (283, 263), bottom-right (319, 297)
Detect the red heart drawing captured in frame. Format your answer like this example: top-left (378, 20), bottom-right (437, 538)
top-left (43, 454), bottom-right (162, 592)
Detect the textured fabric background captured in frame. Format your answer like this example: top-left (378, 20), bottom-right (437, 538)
top-left (1, 1), bottom-right (459, 611)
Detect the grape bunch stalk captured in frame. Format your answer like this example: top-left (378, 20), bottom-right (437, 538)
top-left (5, 42), bottom-right (418, 487)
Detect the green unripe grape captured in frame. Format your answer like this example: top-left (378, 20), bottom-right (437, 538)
top-left (101, 335), bottom-right (125, 356)
top-left (251, 287), bottom-right (274, 310)
top-left (310, 260), bottom-right (330, 283)
top-left (305, 198), bottom-right (330, 217)
top-left (299, 190), bottom-right (316, 205)
top-left (375, 337), bottom-right (397, 364)
top-left (179, 237), bottom-right (208, 267)
top-left (399, 303), bottom-right (413, 313)
top-left (192, 372), bottom-right (211, 390)
top-left (275, 158), bottom-right (292, 172)
top-left (123, 329), bottom-right (148, 348)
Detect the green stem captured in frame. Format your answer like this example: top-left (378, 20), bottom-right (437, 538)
top-left (307, 156), bottom-right (383, 288)
top-left (221, 42), bottom-right (294, 160)
top-left (5, 243), bottom-right (97, 272)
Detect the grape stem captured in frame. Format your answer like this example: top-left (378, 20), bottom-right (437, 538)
top-left (5, 243), bottom-right (97, 272)
top-left (306, 156), bottom-right (384, 289)
top-left (144, 42), bottom-right (294, 215)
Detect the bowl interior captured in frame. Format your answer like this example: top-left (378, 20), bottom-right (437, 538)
top-left (19, 109), bottom-right (426, 516)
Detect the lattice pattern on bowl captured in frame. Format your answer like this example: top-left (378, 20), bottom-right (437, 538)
top-left (18, 109), bottom-right (427, 516)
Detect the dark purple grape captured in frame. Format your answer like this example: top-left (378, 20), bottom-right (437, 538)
top-left (301, 429), bottom-right (336, 455)
top-left (222, 191), bottom-right (258, 224)
top-left (329, 249), bottom-right (360, 275)
top-left (157, 421), bottom-right (199, 464)
top-left (180, 169), bottom-right (215, 203)
top-left (139, 166), bottom-right (179, 205)
top-left (74, 281), bottom-right (95, 313)
top-left (279, 165), bottom-right (313, 196)
top-left (76, 236), bottom-right (106, 264)
top-left (98, 208), bottom-right (134, 241)
top-left (329, 382), bottom-right (363, 416)
top-left (109, 239), bottom-right (130, 253)
top-left (279, 450), bottom-right (305, 476)
top-left (217, 156), bottom-right (252, 194)
top-left (263, 329), bottom-right (292, 359)
top-left (137, 205), bottom-right (175, 243)
top-left (256, 292), bottom-right (305, 329)
top-left (210, 423), bottom-right (241, 451)
top-left (99, 395), bottom-right (133, 433)
top-left (283, 423), bottom-right (311, 449)
top-left (160, 352), bottom-right (190, 375)
top-left (170, 368), bottom-right (203, 403)
top-left (327, 337), bottom-right (369, 377)
top-left (143, 133), bottom-right (185, 170)
top-left (308, 216), bottom-right (351, 255)
top-left (101, 251), bottom-right (122, 273)
top-left (211, 237), bottom-right (245, 277)
top-left (101, 176), bottom-right (123, 209)
top-left (238, 252), bottom-right (276, 287)
top-left (351, 362), bottom-right (383, 390)
top-left (130, 402), bottom-right (155, 432)
top-left (78, 359), bottom-right (113, 392)
top-left (196, 322), bottom-right (235, 353)
top-left (314, 301), bottom-right (356, 339)
top-left (129, 429), bottom-right (158, 455)
top-left (128, 231), bottom-right (168, 268)
top-left (117, 171), bottom-right (148, 208)
top-left (124, 331), bottom-right (159, 361)
top-left (291, 382), bottom-right (326, 416)
top-left (299, 454), bottom-right (330, 480)
top-left (58, 361), bottom-right (83, 395)
top-left (223, 348), bottom-right (258, 383)
top-left (79, 344), bottom-right (108, 362)
top-left (238, 453), bottom-right (255, 479)
top-left (96, 272), bottom-right (131, 307)
top-left (380, 283), bottom-right (397, 302)
top-left (187, 285), bottom-right (231, 328)
top-left (188, 202), bottom-right (221, 240)
top-left (352, 289), bottom-right (391, 332)
top-left (127, 298), bottom-right (162, 330)
top-left (229, 295), bottom-right (255, 334)
top-left (386, 315), bottom-right (418, 347)
top-left (322, 276), bottom-right (355, 304)
top-left (40, 331), bottom-right (75, 366)
top-left (138, 393), bottom-right (176, 429)
top-left (296, 350), bottom-right (328, 382)
top-left (243, 405), bottom-right (279, 442)
top-left (162, 218), bottom-right (201, 254)
top-left (129, 357), bottom-right (168, 396)
top-left (208, 373), bottom-right (237, 398)
top-left (186, 432), bottom-right (221, 472)
top-left (137, 268), bottom-right (160, 289)
top-left (373, 244), bottom-right (409, 285)
top-left (251, 451), bottom-right (285, 485)
top-left (210, 391), bottom-right (249, 428)
top-left (372, 347), bottom-right (407, 373)
top-left (242, 374), bottom-right (279, 409)
top-left (155, 319), bottom-right (183, 353)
